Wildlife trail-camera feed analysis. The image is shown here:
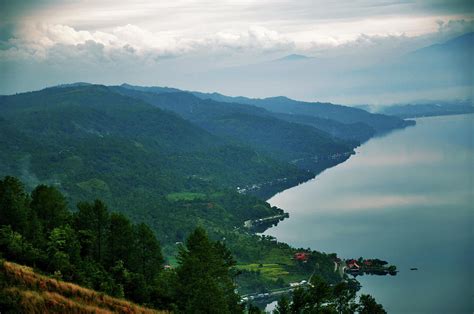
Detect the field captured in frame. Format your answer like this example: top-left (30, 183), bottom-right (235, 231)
top-left (166, 192), bottom-right (207, 202)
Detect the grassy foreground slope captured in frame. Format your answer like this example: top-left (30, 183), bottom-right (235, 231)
top-left (0, 260), bottom-right (163, 314)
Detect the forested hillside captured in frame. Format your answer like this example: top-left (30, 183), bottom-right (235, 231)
top-left (0, 176), bottom-right (385, 313)
top-left (190, 92), bottom-right (414, 133)
top-left (119, 83), bottom-right (413, 143)
top-left (0, 85), bottom-right (310, 244)
top-left (113, 87), bottom-right (354, 169)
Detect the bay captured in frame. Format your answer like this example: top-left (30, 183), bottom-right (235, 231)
top-left (265, 114), bottom-right (474, 313)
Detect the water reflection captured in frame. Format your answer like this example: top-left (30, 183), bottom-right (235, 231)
top-left (265, 114), bottom-right (473, 313)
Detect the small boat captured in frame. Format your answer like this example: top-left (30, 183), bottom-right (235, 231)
top-left (410, 268), bottom-right (418, 271)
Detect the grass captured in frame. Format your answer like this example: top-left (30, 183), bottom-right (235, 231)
top-left (166, 192), bottom-right (206, 202)
top-left (76, 178), bottom-right (110, 193)
top-left (1, 260), bottom-right (165, 314)
top-left (236, 263), bottom-right (290, 280)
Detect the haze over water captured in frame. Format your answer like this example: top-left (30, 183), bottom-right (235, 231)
top-left (265, 114), bottom-right (473, 313)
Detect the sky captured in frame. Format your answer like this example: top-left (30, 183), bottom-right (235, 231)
top-left (0, 0), bottom-right (473, 104)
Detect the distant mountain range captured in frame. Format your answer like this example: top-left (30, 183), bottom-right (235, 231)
top-left (358, 101), bottom-right (474, 119)
top-left (274, 54), bottom-right (312, 62)
top-left (176, 32), bottom-right (472, 105)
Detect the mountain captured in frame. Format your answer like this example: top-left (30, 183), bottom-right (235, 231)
top-left (119, 83), bottom-right (411, 142)
top-left (0, 83), bottom-right (409, 306)
top-left (275, 54), bottom-right (312, 62)
top-left (114, 86), bottom-right (355, 171)
top-left (0, 85), bottom-right (309, 244)
top-left (408, 32), bottom-right (473, 61)
top-left (0, 82), bottom-right (414, 249)
top-left (190, 92), bottom-right (414, 133)
top-left (354, 32), bottom-right (473, 99)
top-left (373, 102), bottom-right (474, 119)
top-left (141, 32), bottom-right (471, 105)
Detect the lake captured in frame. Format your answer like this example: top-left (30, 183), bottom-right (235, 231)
top-left (264, 114), bottom-right (473, 313)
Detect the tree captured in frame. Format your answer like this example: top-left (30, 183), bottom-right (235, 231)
top-left (275, 296), bottom-right (290, 314)
top-left (132, 223), bottom-right (163, 283)
top-left (74, 200), bottom-right (109, 262)
top-left (46, 225), bottom-right (81, 280)
top-left (332, 282), bottom-right (357, 314)
top-left (105, 213), bottom-right (134, 269)
top-left (0, 225), bottom-right (42, 265)
top-left (0, 176), bottom-right (30, 234)
top-left (247, 303), bottom-right (262, 314)
top-left (176, 227), bottom-right (242, 314)
top-left (290, 287), bottom-right (307, 314)
top-left (306, 275), bottom-right (332, 311)
top-left (358, 294), bottom-right (386, 314)
top-left (30, 185), bottom-right (70, 232)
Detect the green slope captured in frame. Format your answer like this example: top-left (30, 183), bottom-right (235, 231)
top-left (113, 88), bottom-right (354, 172)
top-left (0, 85), bottom-right (308, 244)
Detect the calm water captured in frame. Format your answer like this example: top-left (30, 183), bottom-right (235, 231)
top-left (265, 114), bottom-right (473, 313)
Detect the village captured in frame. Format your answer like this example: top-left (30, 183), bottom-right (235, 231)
top-left (341, 257), bottom-right (398, 276)
top-left (238, 251), bottom-right (397, 307)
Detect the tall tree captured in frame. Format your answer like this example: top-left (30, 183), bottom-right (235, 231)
top-left (74, 200), bottom-right (109, 262)
top-left (290, 287), bottom-right (307, 314)
top-left (358, 294), bottom-right (386, 314)
top-left (30, 185), bottom-right (70, 233)
top-left (105, 213), bottom-right (134, 269)
top-left (132, 223), bottom-right (163, 283)
top-left (306, 275), bottom-right (332, 312)
top-left (176, 227), bottom-right (242, 314)
top-left (0, 176), bottom-right (30, 234)
top-left (275, 296), bottom-right (290, 314)
top-left (332, 282), bottom-right (357, 314)
top-left (46, 225), bottom-right (81, 280)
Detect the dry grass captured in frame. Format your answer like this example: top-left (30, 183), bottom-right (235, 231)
top-left (2, 261), bottom-right (166, 314)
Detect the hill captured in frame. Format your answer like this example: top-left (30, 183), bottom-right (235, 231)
top-left (119, 83), bottom-right (409, 142)
top-left (0, 260), bottom-right (162, 314)
top-left (189, 93), bottom-right (414, 133)
top-left (375, 102), bottom-right (474, 118)
top-left (0, 85), bottom-right (308, 245)
top-left (113, 87), bottom-right (355, 171)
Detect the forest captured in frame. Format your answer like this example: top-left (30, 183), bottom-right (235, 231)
top-left (0, 84), bottom-right (409, 311)
top-left (0, 176), bottom-right (386, 313)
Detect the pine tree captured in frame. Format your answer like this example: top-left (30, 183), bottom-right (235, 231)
top-left (176, 227), bottom-right (242, 314)
top-left (132, 223), bottom-right (163, 283)
top-left (30, 184), bottom-right (70, 233)
top-left (332, 282), bottom-right (357, 314)
top-left (74, 200), bottom-right (110, 263)
top-left (105, 213), bottom-right (134, 269)
top-left (358, 294), bottom-right (386, 314)
top-left (275, 295), bottom-right (290, 314)
top-left (0, 176), bottom-right (30, 234)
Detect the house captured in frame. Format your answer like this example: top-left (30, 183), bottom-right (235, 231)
top-left (363, 259), bottom-right (372, 266)
top-left (346, 259), bottom-right (360, 270)
top-left (294, 252), bottom-right (310, 262)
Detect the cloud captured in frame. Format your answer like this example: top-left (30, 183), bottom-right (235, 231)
top-left (0, 22), bottom-right (297, 63)
top-left (0, 0), bottom-right (472, 98)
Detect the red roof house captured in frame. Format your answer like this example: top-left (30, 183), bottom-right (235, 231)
top-left (294, 252), bottom-right (310, 262)
top-left (347, 259), bottom-right (360, 269)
